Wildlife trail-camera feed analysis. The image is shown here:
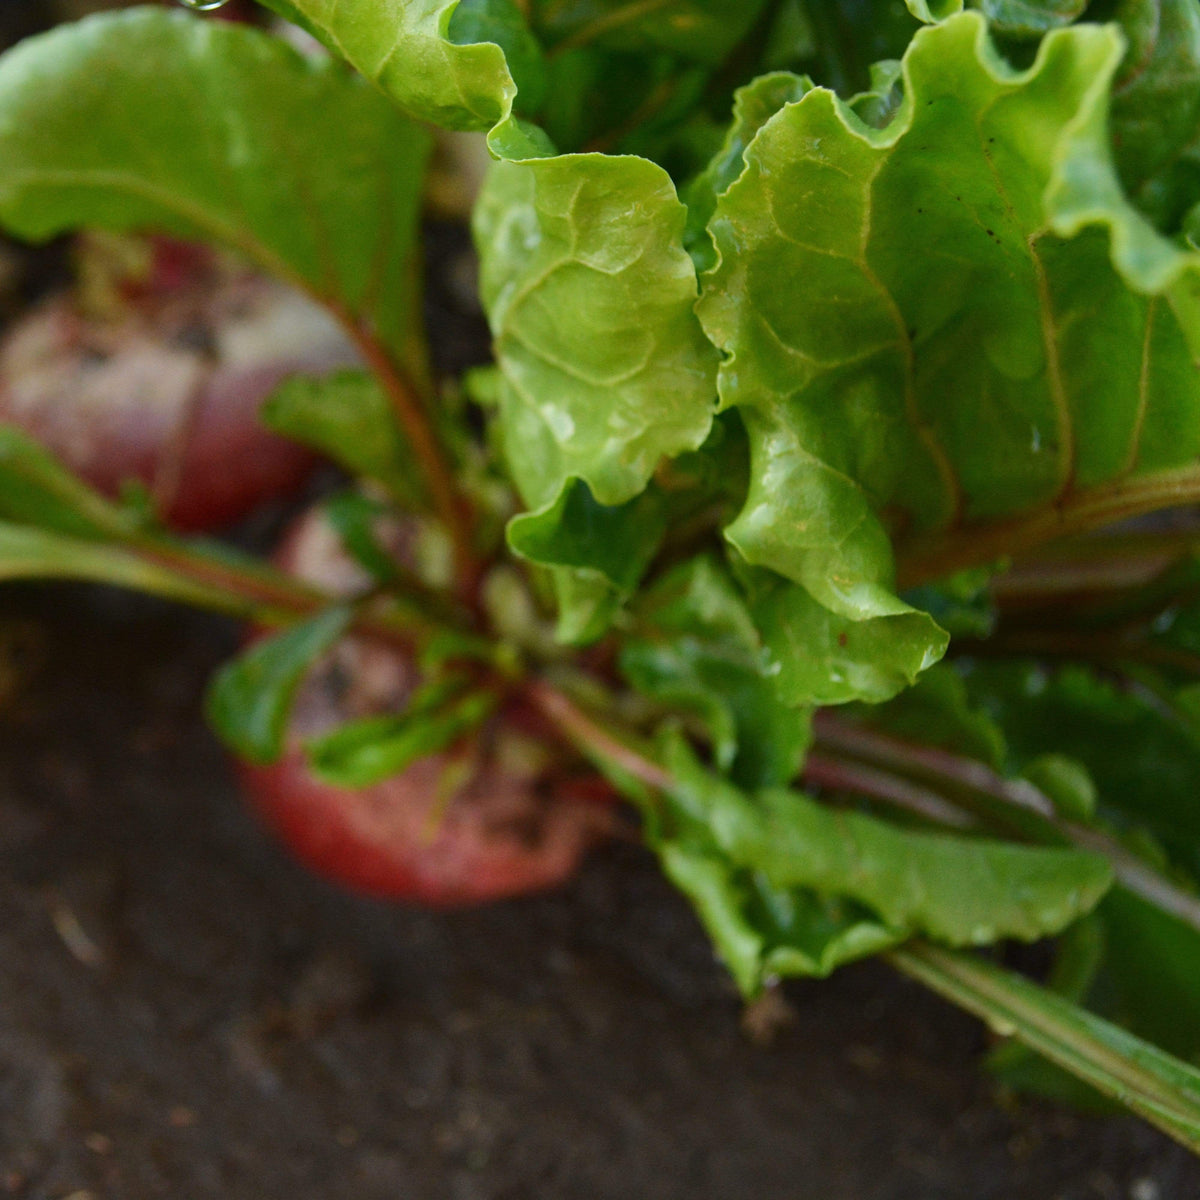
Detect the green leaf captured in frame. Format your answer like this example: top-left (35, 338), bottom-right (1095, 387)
top-left (475, 154), bottom-right (718, 514)
top-left (963, 660), bottom-right (1200, 863)
top-left (256, 0), bottom-right (517, 133)
top-left (740, 566), bottom-right (947, 706)
top-left (0, 427), bottom-right (137, 540)
top-left (892, 940), bottom-right (1200, 1154)
top-left (321, 491), bottom-right (403, 584)
top-left (682, 71), bottom-right (814, 274)
top-left (1023, 752), bottom-right (1097, 821)
top-left (850, 662), bottom-right (1008, 769)
top-left (659, 844), bottom-right (901, 994)
top-left (205, 605), bottom-right (353, 765)
top-left (697, 14), bottom-right (1200, 695)
top-left (508, 480), bottom-right (670, 643)
top-left (621, 556), bottom-right (812, 787)
top-left (0, 10), bottom-right (430, 356)
top-left (508, 479), bottom-right (667, 595)
top-left (475, 150), bottom-right (719, 634)
top-left (449, 0), bottom-right (548, 113)
top-left (1106, 0), bottom-right (1200, 234)
top-left (306, 680), bottom-right (496, 787)
top-left (262, 372), bottom-right (426, 510)
top-left (1100, 888), bottom-right (1200, 1060)
top-left (905, 0), bottom-right (963, 20)
top-left (662, 732), bottom-right (1113, 946)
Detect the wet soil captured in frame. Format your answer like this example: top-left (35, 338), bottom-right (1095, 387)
top-left (1, 585), bottom-right (1199, 1200)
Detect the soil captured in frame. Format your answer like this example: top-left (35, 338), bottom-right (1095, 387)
top-left (0, 589), bottom-right (1198, 1200)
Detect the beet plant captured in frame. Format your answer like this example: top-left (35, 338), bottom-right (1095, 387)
top-left (5, 0), bottom-right (1200, 1147)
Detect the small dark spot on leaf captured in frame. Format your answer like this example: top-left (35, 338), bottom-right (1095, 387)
top-left (837, 631), bottom-right (848, 648)
top-left (986, 229), bottom-right (995, 237)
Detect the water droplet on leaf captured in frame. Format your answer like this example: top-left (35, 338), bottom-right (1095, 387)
top-left (177, 0), bottom-right (230, 10)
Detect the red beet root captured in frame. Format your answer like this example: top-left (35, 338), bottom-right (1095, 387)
top-left (238, 507), bottom-right (616, 905)
top-left (0, 240), bottom-right (360, 530)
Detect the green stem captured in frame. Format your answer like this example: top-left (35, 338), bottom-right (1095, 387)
top-left (5, 519), bottom-right (495, 663)
top-left (888, 942), bottom-right (1200, 1154)
top-left (803, 751), bottom-right (977, 829)
top-left (523, 676), bottom-right (672, 795)
top-left (331, 308), bottom-right (481, 604)
top-left (897, 464), bottom-right (1200, 588)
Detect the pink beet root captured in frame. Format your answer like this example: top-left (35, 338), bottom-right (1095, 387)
top-left (0, 241), bottom-right (360, 530)
top-left (239, 507), bottom-right (616, 906)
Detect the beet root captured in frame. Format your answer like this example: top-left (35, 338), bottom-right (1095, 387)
top-left (238, 506), bottom-right (616, 906)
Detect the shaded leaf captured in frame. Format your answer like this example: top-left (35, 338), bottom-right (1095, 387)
top-left (530, 0), bottom-right (771, 66)
top-left (1100, 888), bottom-right (1200, 1060)
top-left (1107, 0), bottom-right (1200, 234)
top-left (963, 660), bottom-right (1200, 863)
top-left (508, 479), bottom-right (667, 594)
top-left (622, 556), bottom-right (812, 787)
top-left (206, 605), bottom-right (353, 765)
top-left (850, 662), bottom-right (1008, 769)
top-left (262, 372), bottom-right (425, 510)
top-left (0, 427), bottom-right (137, 540)
top-left (980, 0), bottom-right (1089, 35)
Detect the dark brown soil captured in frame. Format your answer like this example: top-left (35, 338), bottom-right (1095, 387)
top-left (1, 584), bottom-right (1199, 1200)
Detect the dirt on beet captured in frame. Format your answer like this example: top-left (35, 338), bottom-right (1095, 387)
top-left (0, 584), bottom-right (1198, 1200)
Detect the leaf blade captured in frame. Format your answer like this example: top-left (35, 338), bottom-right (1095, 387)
top-left (0, 10), bottom-right (430, 353)
top-left (205, 605), bottom-right (354, 765)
